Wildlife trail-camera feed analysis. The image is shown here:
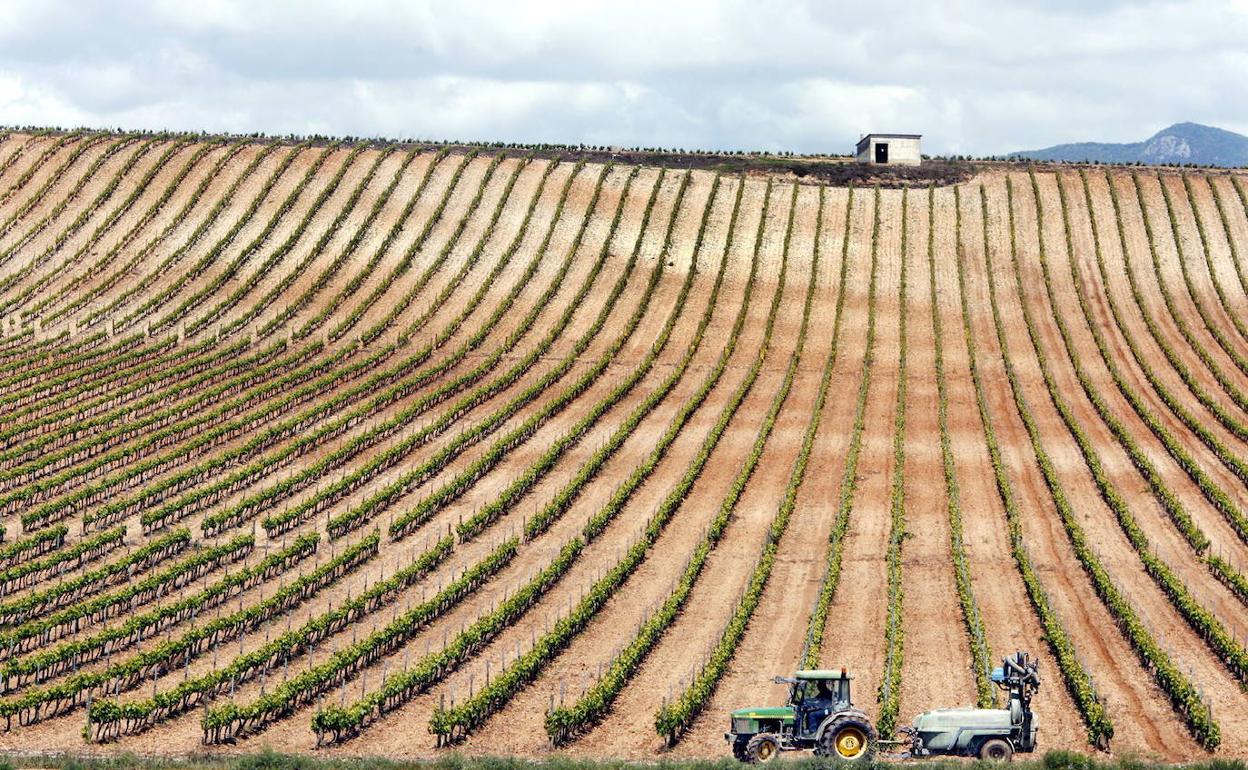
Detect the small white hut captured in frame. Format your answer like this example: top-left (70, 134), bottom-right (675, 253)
top-left (855, 133), bottom-right (922, 166)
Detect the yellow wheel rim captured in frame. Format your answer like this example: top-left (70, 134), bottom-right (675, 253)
top-left (835, 727), bottom-right (867, 758)
top-left (758, 741), bottom-right (775, 760)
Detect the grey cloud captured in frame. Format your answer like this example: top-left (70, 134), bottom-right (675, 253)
top-left (0, 0), bottom-right (1244, 155)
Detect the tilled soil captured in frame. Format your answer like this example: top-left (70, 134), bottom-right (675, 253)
top-left (3, 130), bottom-right (1248, 761)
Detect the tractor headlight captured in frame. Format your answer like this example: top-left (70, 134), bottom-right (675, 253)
top-left (732, 718), bottom-right (753, 735)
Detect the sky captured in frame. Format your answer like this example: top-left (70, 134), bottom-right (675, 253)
top-left (0, 0), bottom-right (1245, 156)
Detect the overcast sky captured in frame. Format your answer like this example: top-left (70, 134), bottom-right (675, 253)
top-left (1, 0), bottom-right (1245, 156)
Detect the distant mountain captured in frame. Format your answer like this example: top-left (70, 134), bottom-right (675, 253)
top-left (1011, 122), bottom-right (1248, 167)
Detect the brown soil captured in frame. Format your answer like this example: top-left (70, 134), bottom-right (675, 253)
top-left (892, 186), bottom-right (980, 721)
top-left (929, 181), bottom-right (1089, 751)
top-left (816, 185), bottom-right (896, 713)
top-left (5, 131), bottom-right (1248, 761)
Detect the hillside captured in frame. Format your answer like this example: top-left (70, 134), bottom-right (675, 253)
top-left (1013, 122), bottom-right (1248, 167)
top-left (0, 130), bottom-right (1247, 762)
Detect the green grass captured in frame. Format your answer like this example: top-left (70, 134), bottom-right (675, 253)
top-left (0, 752), bottom-right (1240, 770)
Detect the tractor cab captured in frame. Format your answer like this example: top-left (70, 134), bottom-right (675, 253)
top-left (784, 670), bottom-right (853, 738)
top-left (727, 668), bottom-right (877, 763)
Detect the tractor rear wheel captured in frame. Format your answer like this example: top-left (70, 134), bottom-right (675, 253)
top-left (745, 733), bottom-right (781, 763)
top-left (979, 739), bottom-right (1014, 762)
top-left (817, 716), bottom-right (877, 762)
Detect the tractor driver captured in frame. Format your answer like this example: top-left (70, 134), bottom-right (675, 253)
top-left (804, 680), bottom-right (838, 733)
top-left (815, 680), bottom-right (837, 702)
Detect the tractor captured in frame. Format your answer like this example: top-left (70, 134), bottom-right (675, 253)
top-left (725, 668), bottom-right (877, 762)
top-left (726, 652), bottom-right (1040, 763)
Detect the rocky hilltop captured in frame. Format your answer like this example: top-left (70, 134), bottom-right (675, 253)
top-left (1012, 121), bottom-right (1248, 167)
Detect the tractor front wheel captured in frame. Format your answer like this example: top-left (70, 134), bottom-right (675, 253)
top-left (979, 739), bottom-right (1014, 762)
top-left (745, 733), bottom-right (781, 763)
top-left (817, 716), bottom-right (877, 762)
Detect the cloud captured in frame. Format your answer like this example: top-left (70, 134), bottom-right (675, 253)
top-left (0, 71), bottom-right (89, 128)
top-left (0, 0), bottom-right (1244, 154)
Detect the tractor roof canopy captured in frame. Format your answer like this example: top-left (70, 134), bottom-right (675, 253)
top-left (795, 669), bottom-right (853, 680)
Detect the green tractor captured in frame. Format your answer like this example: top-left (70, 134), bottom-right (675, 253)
top-left (726, 653), bottom-right (1041, 763)
top-left (725, 668), bottom-right (877, 763)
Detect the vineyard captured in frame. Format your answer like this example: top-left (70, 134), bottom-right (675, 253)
top-left (0, 129), bottom-right (1247, 762)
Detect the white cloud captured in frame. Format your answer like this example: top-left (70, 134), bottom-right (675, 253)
top-left (0, 0), bottom-right (1245, 154)
top-left (0, 71), bottom-right (90, 127)
top-left (147, 0), bottom-right (249, 32)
